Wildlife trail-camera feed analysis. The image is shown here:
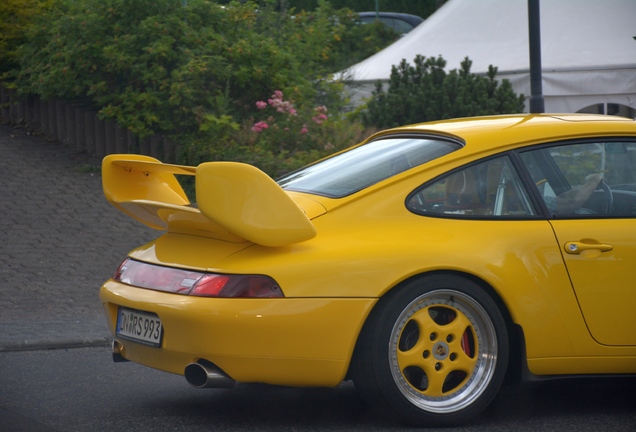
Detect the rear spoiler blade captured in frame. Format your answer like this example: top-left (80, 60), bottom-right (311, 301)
top-left (102, 155), bottom-right (316, 247)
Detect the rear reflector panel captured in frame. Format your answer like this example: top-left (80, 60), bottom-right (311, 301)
top-left (114, 258), bottom-right (284, 298)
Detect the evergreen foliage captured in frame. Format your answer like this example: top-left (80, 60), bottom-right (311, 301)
top-left (362, 55), bottom-right (526, 129)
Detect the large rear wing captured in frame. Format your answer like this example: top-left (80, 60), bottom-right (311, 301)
top-left (102, 155), bottom-right (316, 247)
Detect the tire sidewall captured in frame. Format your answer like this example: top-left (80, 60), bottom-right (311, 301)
top-left (357, 274), bottom-right (509, 426)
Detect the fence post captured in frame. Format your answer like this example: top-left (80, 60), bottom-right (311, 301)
top-left (139, 136), bottom-right (151, 156)
top-left (0, 85), bottom-right (9, 123)
top-left (47, 100), bottom-right (57, 140)
top-left (31, 97), bottom-right (41, 131)
top-left (127, 130), bottom-right (139, 154)
top-left (65, 103), bottom-right (76, 147)
top-left (85, 111), bottom-right (97, 156)
top-left (8, 88), bottom-right (16, 123)
top-left (115, 122), bottom-right (127, 153)
top-left (150, 134), bottom-right (163, 160)
top-left (25, 97), bottom-right (36, 129)
top-left (74, 106), bottom-right (85, 152)
top-left (39, 98), bottom-right (49, 135)
top-left (95, 116), bottom-right (106, 158)
top-left (104, 118), bottom-right (116, 155)
top-left (55, 100), bottom-right (66, 143)
top-left (13, 92), bottom-right (25, 124)
top-left (8, 88), bottom-right (19, 124)
top-left (163, 137), bottom-right (176, 163)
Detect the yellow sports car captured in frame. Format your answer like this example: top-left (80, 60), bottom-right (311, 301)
top-left (99, 114), bottom-right (636, 426)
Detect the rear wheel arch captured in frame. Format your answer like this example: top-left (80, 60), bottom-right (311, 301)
top-left (443, 272), bottom-right (526, 387)
top-left (349, 271), bottom-right (522, 426)
top-left (356, 271), bottom-right (520, 362)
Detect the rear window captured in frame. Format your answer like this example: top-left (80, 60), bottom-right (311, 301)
top-left (278, 135), bottom-right (462, 197)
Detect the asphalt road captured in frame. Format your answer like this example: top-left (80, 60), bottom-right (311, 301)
top-left (1, 347), bottom-right (636, 432)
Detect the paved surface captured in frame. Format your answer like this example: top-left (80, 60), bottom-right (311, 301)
top-left (0, 124), bottom-right (157, 351)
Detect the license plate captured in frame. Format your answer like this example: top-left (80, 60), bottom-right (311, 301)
top-left (116, 308), bottom-right (163, 347)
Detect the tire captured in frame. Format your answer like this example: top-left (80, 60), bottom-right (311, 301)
top-left (352, 274), bottom-right (509, 426)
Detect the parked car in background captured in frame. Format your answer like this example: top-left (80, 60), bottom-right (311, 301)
top-left (100, 114), bottom-right (636, 427)
top-left (358, 11), bottom-right (424, 34)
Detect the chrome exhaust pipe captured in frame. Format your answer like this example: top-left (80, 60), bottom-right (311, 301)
top-left (111, 340), bottom-right (129, 363)
top-left (184, 359), bottom-right (235, 389)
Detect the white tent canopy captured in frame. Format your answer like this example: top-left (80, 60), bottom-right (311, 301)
top-left (343, 0), bottom-right (636, 115)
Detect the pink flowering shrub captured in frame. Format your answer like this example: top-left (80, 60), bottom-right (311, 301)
top-left (265, 90), bottom-right (297, 116)
top-left (180, 83), bottom-right (373, 181)
top-left (249, 90), bottom-right (331, 155)
top-left (251, 121), bottom-right (269, 133)
top-left (188, 88), bottom-right (371, 177)
top-left (312, 106), bottom-right (328, 124)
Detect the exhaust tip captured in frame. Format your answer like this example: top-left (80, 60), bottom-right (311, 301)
top-left (111, 340), bottom-right (129, 363)
top-left (185, 360), bottom-right (235, 389)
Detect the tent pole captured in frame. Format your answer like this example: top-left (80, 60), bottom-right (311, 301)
top-left (528, 0), bottom-right (545, 113)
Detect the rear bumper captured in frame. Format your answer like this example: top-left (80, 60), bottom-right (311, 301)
top-left (100, 280), bottom-right (376, 387)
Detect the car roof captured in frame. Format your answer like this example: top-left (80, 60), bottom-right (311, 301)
top-left (358, 11), bottom-right (424, 27)
top-left (371, 114), bottom-right (636, 159)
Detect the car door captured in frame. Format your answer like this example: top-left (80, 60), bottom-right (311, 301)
top-left (520, 140), bottom-right (636, 346)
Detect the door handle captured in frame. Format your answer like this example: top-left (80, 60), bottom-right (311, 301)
top-left (564, 241), bottom-right (613, 254)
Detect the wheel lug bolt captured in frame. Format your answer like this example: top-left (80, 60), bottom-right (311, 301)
top-left (430, 332), bottom-right (437, 341)
top-left (435, 362), bottom-right (442, 371)
top-left (450, 353), bottom-right (456, 361)
top-left (446, 335), bottom-right (453, 343)
top-left (423, 350), bottom-right (430, 358)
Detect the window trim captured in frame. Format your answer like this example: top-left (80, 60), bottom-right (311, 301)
top-left (278, 133), bottom-right (463, 199)
top-left (515, 137), bottom-right (636, 220)
top-left (407, 136), bottom-right (636, 221)
top-left (406, 152), bottom-right (544, 221)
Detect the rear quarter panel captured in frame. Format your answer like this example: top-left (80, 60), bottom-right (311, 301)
top-left (215, 178), bottom-right (636, 373)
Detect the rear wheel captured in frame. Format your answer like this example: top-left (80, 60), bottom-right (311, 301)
top-left (352, 274), bottom-right (509, 426)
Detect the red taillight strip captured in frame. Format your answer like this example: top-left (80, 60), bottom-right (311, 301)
top-left (113, 259), bottom-right (284, 298)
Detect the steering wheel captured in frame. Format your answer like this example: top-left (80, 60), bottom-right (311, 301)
top-left (596, 180), bottom-right (613, 214)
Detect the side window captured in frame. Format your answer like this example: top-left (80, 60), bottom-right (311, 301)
top-left (407, 156), bottom-right (536, 217)
top-left (520, 141), bottom-right (636, 217)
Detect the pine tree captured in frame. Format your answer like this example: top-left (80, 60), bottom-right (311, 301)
top-left (363, 55), bottom-right (526, 128)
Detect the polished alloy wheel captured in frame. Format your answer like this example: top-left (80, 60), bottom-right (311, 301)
top-left (352, 275), bottom-right (508, 426)
top-left (389, 289), bottom-right (498, 413)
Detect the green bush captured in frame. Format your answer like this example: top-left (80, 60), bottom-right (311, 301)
top-left (15, 0), bottom-right (313, 137)
top-left (11, 0), bottom-right (382, 175)
top-left (361, 55), bottom-right (526, 129)
top-left (281, 3), bottom-right (400, 75)
top-left (0, 0), bottom-right (53, 77)
top-left (223, 0), bottom-right (445, 21)
top-left (11, 0), bottom-right (394, 178)
top-left (13, 0), bottom-right (396, 134)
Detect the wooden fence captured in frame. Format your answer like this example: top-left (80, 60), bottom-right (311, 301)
top-left (0, 84), bottom-right (178, 164)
